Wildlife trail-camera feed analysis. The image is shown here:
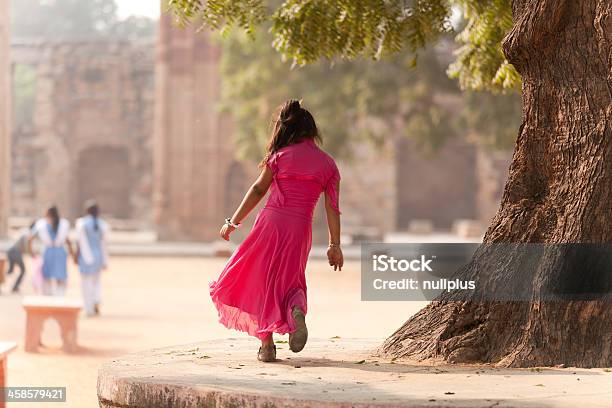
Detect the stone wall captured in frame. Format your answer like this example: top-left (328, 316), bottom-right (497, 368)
top-left (396, 137), bottom-right (479, 230)
top-left (0, 0), bottom-right (10, 237)
top-left (153, 13), bottom-right (252, 241)
top-left (334, 140), bottom-right (397, 240)
top-left (11, 41), bottom-right (155, 224)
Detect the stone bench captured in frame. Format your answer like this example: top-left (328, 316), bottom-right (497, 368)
top-left (97, 338), bottom-right (610, 408)
top-left (0, 342), bottom-right (17, 408)
top-left (452, 219), bottom-right (484, 238)
top-left (22, 296), bottom-right (82, 353)
top-left (407, 219), bottom-right (434, 235)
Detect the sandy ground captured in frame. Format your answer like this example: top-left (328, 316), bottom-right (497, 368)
top-left (0, 256), bottom-right (417, 407)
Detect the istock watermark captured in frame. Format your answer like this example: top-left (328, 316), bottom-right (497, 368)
top-left (362, 243), bottom-right (478, 301)
top-left (361, 243), bottom-right (612, 301)
top-left (372, 254), bottom-right (434, 272)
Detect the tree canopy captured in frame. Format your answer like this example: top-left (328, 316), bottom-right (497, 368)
top-left (168, 0), bottom-right (520, 92)
top-left (220, 28), bottom-right (464, 160)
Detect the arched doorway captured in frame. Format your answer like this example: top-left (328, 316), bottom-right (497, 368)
top-left (77, 146), bottom-right (131, 219)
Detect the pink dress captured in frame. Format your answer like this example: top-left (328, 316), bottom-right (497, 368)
top-left (210, 138), bottom-right (341, 339)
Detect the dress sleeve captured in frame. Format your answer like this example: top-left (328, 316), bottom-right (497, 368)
top-left (324, 162), bottom-right (341, 214)
top-left (265, 152), bottom-right (279, 174)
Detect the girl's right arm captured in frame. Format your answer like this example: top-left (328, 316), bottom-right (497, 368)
top-left (220, 166), bottom-right (273, 241)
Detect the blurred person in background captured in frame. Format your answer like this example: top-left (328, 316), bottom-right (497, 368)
top-left (29, 206), bottom-right (74, 296)
top-left (75, 200), bottom-right (109, 317)
top-left (3, 221), bottom-right (36, 294)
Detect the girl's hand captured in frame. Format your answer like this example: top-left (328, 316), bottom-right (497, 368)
top-left (219, 224), bottom-right (236, 241)
top-left (327, 246), bottom-right (344, 271)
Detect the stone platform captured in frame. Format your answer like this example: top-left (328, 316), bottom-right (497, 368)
top-left (98, 338), bottom-right (611, 408)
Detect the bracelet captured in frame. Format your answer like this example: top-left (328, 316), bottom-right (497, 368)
top-left (225, 218), bottom-right (241, 229)
top-left (328, 243), bottom-right (341, 248)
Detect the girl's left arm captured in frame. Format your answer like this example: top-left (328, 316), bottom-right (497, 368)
top-left (220, 166), bottom-right (273, 241)
top-left (324, 181), bottom-right (343, 271)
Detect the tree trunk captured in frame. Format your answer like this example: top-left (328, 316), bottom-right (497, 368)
top-left (379, 0), bottom-right (612, 368)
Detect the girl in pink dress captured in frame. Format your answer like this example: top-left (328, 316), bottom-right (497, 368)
top-left (211, 100), bottom-right (344, 362)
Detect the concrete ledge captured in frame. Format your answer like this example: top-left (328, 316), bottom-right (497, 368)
top-left (98, 338), bottom-right (611, 408)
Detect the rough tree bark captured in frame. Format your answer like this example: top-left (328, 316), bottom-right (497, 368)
top-left (379, 0), bottom-right (611, 368)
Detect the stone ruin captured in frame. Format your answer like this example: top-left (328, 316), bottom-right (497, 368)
top-left (11, 40), bottom-right (155, 227)
top-left (1, 2), bottom-right (512, 242)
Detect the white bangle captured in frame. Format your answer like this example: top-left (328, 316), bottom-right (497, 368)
top-left (225, 218), bottom-right (240, 228)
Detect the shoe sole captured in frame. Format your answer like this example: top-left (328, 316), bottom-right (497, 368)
top-left (289, 308), bottom-right (308, 353)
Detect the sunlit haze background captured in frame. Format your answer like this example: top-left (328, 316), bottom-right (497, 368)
top-left (116, 0), bottom-right (159, 19)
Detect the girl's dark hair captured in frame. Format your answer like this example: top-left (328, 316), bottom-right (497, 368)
top-left (46, 205), bottom-right (60, 232)
top-left (260, 99), bottom-right (321, 168)
top-left (85, 200), bottom-right (100, 231)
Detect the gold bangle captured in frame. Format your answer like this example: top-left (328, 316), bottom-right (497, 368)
top-left (328, 243), bottom-right (340, 248)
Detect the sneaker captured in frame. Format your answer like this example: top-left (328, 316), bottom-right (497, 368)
top-left (289, 307), bottom-right (308, 353)
top-left (257, 344), bottom-right (277, 362)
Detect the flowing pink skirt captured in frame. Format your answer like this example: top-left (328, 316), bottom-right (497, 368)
top-left (209, 207), bottom-right (311, 339)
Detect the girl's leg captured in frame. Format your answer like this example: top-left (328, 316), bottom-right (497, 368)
top-left (261, 332), bottom-right (274, 347)
top-left (289, 306), bottom-right (308, 353)
top-left (6, 258), bottom-right (15, 275)
top-left (55, 280), bottom-right (67, 297)
top-left (12, 258), bottom-right (26, 292)
top-left (81, 274), bottom-right (95, 316)
top-left (285, 288), bottom-right (308, 352)
top-left (257, 333), bottom-right (276, 362)
top-left (93, 272), bottom-right (102, 311)
top-left (42, 279), bottom-right (53, 296)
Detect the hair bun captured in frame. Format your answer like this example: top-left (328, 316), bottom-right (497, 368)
top-left (281, 99), bottom-right (302, 122)
top-left (287, 99), bottom-right (301, 111)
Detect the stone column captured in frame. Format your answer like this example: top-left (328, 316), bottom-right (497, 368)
top-left (0, 0), bottom-right (11, 237)
top-left (154, 7), bottom-right (233, 241)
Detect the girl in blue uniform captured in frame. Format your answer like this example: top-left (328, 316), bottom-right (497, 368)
top-left (29, 206), bottom-right (74, 296)
top-left (75, 201), bottom-right (109, 316)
